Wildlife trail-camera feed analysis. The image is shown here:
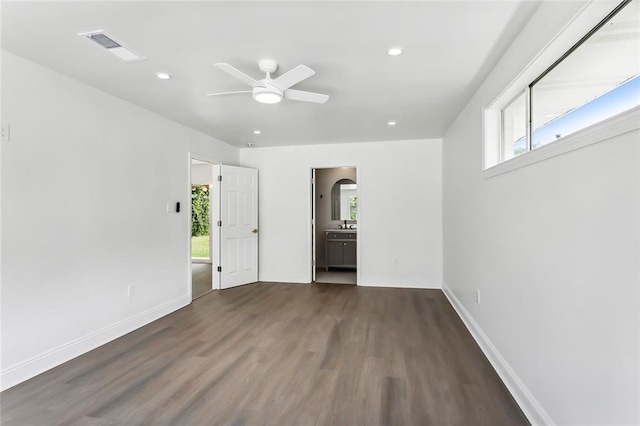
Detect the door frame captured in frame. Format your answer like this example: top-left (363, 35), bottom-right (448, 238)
top-left (188, 153), bottom-right (221, 299)
top-left (311, 169), bottom-right (316, 282)
top-left (310, 165), bottom-right (360, 285)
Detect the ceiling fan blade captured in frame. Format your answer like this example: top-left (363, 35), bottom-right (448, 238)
top-left (272, 65), bottom-right (315, 90)
top-left (284, 89), bottom-right (329, 104)
top-left (214, 63), bottom-right (257, 87)
top-left (206, 90), bottom-right (252, 97)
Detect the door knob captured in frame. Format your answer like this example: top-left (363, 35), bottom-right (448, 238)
top-left (252, 229), bottom-right (258, 234)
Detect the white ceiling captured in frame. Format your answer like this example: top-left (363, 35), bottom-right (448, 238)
top-left (1, 1), bottom-right (541, 148)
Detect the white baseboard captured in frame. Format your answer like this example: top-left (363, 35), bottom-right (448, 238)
top-left (258, 274), bottom-right (311, 284)
top-left (359, 280), bottom-right (441, 289)
top-left (0, 294), bottom-right (190, 392)
top-left (442, 282), bottom-right (553, 426)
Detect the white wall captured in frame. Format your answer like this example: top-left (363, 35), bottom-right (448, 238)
top-left (0, 51), bottom-right (239, 390)
top-left (191, 163), bottom-right (214, 186)
top-left (442, 2), bottom-right (638, 425)
top-left (240, 139), bottom-right (442, 288)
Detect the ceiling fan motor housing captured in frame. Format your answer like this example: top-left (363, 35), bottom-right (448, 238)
top-left (258, 59), bottom-right (278, 75)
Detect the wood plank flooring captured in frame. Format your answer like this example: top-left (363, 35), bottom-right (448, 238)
top-left (192, 263), bottom-right (213, 300)
top-left (0, 283), bottom-right (528, 425)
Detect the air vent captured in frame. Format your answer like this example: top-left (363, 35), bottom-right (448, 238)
top-left (78, 30), bottom-right (145, 62)
top-left (88, 33), bottom-right (121, 49)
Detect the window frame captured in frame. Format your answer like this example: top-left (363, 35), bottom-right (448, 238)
top-left (500, 90), bottom-right (529, 163)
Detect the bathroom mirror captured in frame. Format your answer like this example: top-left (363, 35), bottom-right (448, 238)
top-left (331, 179), bottom-right (357, 221)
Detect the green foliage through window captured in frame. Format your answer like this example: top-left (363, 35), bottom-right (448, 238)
top-left (191, 185), bottom-right (210, 237)
top-left (350, 196), bottom-right (358, 220)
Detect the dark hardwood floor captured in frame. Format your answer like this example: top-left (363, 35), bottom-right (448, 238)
top-left (0, 283), bottom-right (528, 425)
top-left (192, 263), bottom-right (213, 300)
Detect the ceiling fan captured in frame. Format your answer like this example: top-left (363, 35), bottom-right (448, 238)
top-left (207, 59), bottom-right (329, 105)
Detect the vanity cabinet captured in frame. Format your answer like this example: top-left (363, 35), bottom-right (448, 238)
top-left (325, 231), bottom-right (357, 271)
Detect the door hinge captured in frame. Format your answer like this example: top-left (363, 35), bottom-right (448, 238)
top-left (218, 175), bottom-right (222, 182)
top-left (217, 220), bottom-right (222, 227)
top-left (217, 266), bottom-right (222, 272)
top-left (312, 260), bottom-right (316, 266)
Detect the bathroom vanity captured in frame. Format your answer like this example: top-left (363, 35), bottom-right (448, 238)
top-left (325, 229), bottom-right (357, 271)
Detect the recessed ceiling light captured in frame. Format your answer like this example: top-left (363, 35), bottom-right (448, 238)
top-left (387, 47), bottom-right (403, 56)
top-left (253, 130), bottom-right (261, 135)
top-left (388, 120), bottom-right (397, 126)
top-left (156, 72), bottom-right (171, 80)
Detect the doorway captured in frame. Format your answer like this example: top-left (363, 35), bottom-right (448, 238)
top-left (312, 167), bottom-right (357, 285)
top-left (188, 160), bottom-right (259, 298)
top-left (190, 158), bottom-right (215, 299)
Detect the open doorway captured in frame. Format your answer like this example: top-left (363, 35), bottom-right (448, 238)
top-left (313, 167), bottom-right (357, 285)
top-left (191, 159), bottom-right (215, 299)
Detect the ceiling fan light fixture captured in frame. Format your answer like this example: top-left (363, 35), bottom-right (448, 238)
top-left (254, 91), bottom-right (282, 104)
top-left (253, 86), bottom-right (283, 104)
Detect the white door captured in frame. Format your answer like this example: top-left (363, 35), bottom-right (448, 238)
top-left (220, 165), bottom-right (258, 289)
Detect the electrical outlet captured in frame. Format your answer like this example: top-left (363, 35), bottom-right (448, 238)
top-left (128, 284), bottom-right (137, 298)
top-left (475, 289), bottom-right (481, 304)
top-left (1, 125), bottom-right (10, 142)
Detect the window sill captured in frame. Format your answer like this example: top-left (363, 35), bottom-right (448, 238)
top-left (483, 106), bottom-right (640, 179)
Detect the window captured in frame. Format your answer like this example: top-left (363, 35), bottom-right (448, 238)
top-left (502, 91), bottom-right (527, 160)
top-left (349, 196), bottom-right (358, 220)
top-left (485, 0), bottom-right (639, 169)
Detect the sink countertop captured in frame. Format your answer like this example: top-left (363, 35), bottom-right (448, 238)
top-left (325, 228), bottom-right (357, 232)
